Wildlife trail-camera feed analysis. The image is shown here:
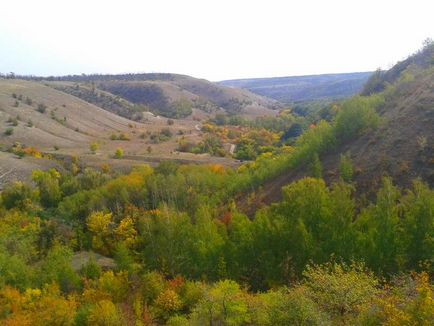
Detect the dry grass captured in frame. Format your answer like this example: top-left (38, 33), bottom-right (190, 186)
top-left (0, 79), bottom-right (242, 183)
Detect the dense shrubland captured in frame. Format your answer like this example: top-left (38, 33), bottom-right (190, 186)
top-left (0, 158), bottom-right (432, 324)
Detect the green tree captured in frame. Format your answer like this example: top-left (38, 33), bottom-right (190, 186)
top-left (339, 153), bottom-right (353, 182)
top-left (89, 142), bottom-right (99, 154)
top-left (32, 169), bottom-right (62, 208)
top-left (401, 180), bottom-right (434, 271)
top-left (355, 178), bottom-right (404, 274)
top-left (190, 280), bottom-right (249, 326)
top-left (114, 147), bottom-right (123, 159)
top-left (303, 262), bottom-right (378, 322)
top-left (310, 153), bottom-right (322, 178)
top-left (38, 245), bottom-right (80, 293)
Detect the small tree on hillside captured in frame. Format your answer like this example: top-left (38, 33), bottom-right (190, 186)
top-left (339, 153), bottom-right (353, 182)
top-left (37, 103), bottom-right (47, 113)
top-left (310, 153), bottom-right (322, 178)
top-left (89, 142), bottom-right (99, 154)
top-left (114, 147), bottom-right (123, 159)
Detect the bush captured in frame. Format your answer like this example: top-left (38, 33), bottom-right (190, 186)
top-left (334, 95), bottom-right (383, 141)
top-left (37, 103), bottom-right (47, 113)
top-left (89, 142), bottom-right (99, 154)
top-left (160, 128), bottom-right (173, 139)
top-left (25, 97), bottom-right (33, 105)
top-left (114, 148), bottom-right (123, 159)
top-left (1, 181), bottom-right (35, 210)
top-left (118, 133), bottom-right (130, 141)
top-left (4, 128), bottom-right (13, 136)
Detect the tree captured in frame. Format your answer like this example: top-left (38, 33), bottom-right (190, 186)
top-left (339, 153), bottom-right (353, 182)
top-left (310, 153), bottom-right (322, 178)
top-left (114, 147), bottom-right (123, 159)
top-left (355, 178), bottom-right (403, 274)
top-left (303, 262), bottom-right (378, 321)
top-left (87, 300), bottom-right (124, 326)
top-left (401, 180), bottom-right (434, 270)
top-left (87, 211), bottom-right (113, 254)
top-left (32, 169), bottom-right (62, 208)
top-left (37, 103), bottom-right (47, 113)
top-left (90, 142), bottom-right (99, 154)
top-left (39, 245), bottom-right (80, 293)
top-left (190, 280), bottom-right (249, 326)
top-left (334, 95), bottom-right (382, 142)
top-left (1, 181), bottom-right (35, 210)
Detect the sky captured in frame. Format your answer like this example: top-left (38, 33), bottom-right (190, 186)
top-left (0, 0), bottom-right (433, 81)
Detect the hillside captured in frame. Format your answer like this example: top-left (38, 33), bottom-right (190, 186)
top-left (362, 40), bottom-right (434, 95)
top-left (219, 71), bottom-right (372, 104)
top-left (0, 79), bottom-right (238, 187)
top-left (239, 44), bottom-right (434, 211)
top-left (32, 73), bottom-right (281, 119)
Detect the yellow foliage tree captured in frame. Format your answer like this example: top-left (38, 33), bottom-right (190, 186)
top-left (87, 212), bottom-right (113, 254)
top-left (114, 217), bottom-right (137, 247)
top-left (87, 299), bottom-right (123, 326)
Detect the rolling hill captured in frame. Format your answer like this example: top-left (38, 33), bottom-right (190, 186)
top-left (0, 79), bottom-right (238, 187)
top-left (29, 73), bottom-right (281, 119)
top-left (219, 71), bottom-right (372, 104)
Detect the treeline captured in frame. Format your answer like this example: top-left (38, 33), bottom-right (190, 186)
top-left (2, 72), bottom-right (179, 82)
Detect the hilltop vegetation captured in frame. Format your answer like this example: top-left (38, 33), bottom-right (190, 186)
top-left (362, 38), bottom-right (434, 95)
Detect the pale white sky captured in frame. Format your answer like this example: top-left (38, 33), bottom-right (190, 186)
top-left (0, 0), bottom-right (432, 81)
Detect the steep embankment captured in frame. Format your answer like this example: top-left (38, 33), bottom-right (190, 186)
top-left (240, 47), bottom-right (434, 211)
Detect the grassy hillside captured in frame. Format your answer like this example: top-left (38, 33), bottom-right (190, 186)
top-left (238, 43), bottom-right (434, 209)
top-left (32, 73), bottom-right (281, 119)
top-left (0, 79), bottom-right (239, 186)
top-left (219, 71), bottom-right (372, 104)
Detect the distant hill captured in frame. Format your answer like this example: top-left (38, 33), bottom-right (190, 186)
top-left (219, 72), bottom-right (372, 104)
top-left (27, 73), bottom-right (281, 119)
